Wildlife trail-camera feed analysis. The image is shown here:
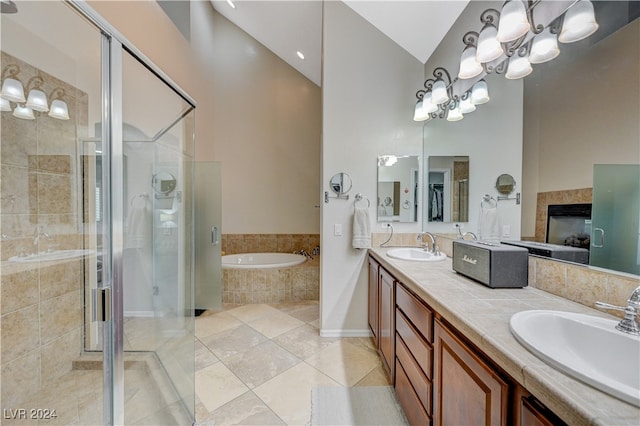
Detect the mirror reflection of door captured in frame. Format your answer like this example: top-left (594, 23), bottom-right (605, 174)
top-left (427, 156), bottom-right (469, 223)
top-left (377, 155), bottom-right (419, 222)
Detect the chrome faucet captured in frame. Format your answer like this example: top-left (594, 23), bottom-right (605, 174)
top-left (294, 249), bottom-right (314, 260)
top-left (33, 226), bottom-right (51, 252)
top-left (417, 232), bottom-right (440, 256)
top-left (595, 286), bottom-right (640, 335)
top-left (461, 231), bottom-right (478, 241)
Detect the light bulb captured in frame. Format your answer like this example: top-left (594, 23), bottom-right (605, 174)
top-left (13, 105), bottom-right (35, 120)
top-left (1, 77), bottom-right (25, 103)
top-left (422, 92), bottom-right (438, 114)
top-left (529, 27), bottom-right (560, 64)
top-left (505, 55), bottom-right (533, 79)
top-left (458, 45), bottom-right (483, 80)
top-left (471, 80), bottom-right (490, 105)
top-left (459, 96), bottom-right (476, 113)
top-left (431, 79), bottom-right (449, 105)
top-left (413, 100), bottom-right (429, 122)
top-left (447, 103), bottom-right (464, 122)
top-left (476, 23), bottom-right (504, 63)
top-left (48, 99), bottom-right (70, 120)
top-left (26, 89), bottom-right (49, 112)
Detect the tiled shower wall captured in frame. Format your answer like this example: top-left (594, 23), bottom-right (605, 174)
top-left (221, 234), bottom-right (320, 304)
top-left (0, 52), bottom-right (87, 406)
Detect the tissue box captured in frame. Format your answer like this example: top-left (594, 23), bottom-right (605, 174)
top-left (453, 240), bottom-right (528, 288)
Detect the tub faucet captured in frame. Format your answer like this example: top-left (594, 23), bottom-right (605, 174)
top-left (33, 226), bottom-right (51, 252)
top-left (595, 286), bottom-right (640, 335)
top-left (417, 232), bottom-right (440, 256)
top-left (294, 249), bottom-right (314, 260)
top-left (312, 245), bottom-right (320, 256)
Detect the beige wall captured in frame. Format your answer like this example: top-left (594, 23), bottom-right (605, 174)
top-left (522, 18), bottom-right (640, 236)
top-left (90, 1), bottom-right (322, 235)
top-left (321, 1), bottom-right (424, 335)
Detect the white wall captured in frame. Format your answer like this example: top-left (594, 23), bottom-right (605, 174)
top-left (421, 1), bottom-right (523, 240)
top-left (321, 1), bottom-right (424, 335)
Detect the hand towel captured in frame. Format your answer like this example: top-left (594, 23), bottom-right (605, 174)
top-left (478, 205), bottom-right (500, 242)
top-left (352, 206), bottom-right (371, 249)
top-left (125, 199), bottom-right (151, 249)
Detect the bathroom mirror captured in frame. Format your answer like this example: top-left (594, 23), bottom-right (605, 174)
top-left (377, 155), bottom-right (419, 222)
top-left (495, 174), bottom-right (516, 195)
top-left (426, 156), bottom-right (469, 223)
top-left (152, 171), bottom-right (177, 195)
top-left (329, 172), bottom-right (352, 195)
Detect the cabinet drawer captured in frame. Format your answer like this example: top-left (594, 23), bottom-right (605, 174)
top-left (396, 334), bottom-right (432, 414)
top-left (395, 359), bottom-right (431, 426)
top-left (396, 283), bottom-right (433, 343)
top-left (396, 310), bottom-right (432, 380)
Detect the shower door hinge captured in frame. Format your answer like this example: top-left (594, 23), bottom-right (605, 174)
top-left (92, 287), bottom-right (112, 322)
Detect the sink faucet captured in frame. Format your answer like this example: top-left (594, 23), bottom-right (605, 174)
top-left (33, 226), bottom-right (51, 253)
top-left (461, 231), bottom-right (478, 241)
top-left (595, 286), bottom-right (640, 335)
top-left (417, 232), bottom-right (440, 256)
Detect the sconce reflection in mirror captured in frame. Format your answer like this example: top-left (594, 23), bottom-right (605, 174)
top-left (413, 0), bottom-right (599, 124)
top-left (325, 172), bottom-right (352, 203)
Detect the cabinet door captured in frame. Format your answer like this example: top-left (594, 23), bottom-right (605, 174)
top-left (368, 257), bottom-right (380, 346)
top-left (379, 267), bottom-right (395, 379)
top-left (434, 320), bottom-right (508, 426)
top-left (514, 386), bottom-right (566, 426)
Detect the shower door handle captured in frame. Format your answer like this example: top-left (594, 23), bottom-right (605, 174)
top-left (92, 287), bottom-right (111, 322)
top-left (592, 227), bottom-right (605, 248)
top-left (211, 226), bottom-right (219, 246)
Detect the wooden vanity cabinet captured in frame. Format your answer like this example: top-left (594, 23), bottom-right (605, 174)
top-left (434, 318), bottom-right (509, 426)
top-left (379, 267), bottom-right (395, 379)
top-left (395, 283), bottom-right (434, 424)
top-left (367, 255), bottom-right (564, 426)
top-left (368, 257), bottom-right (380, 346)
top-left (514, 386), bottom-right (567, 426)
top-left (367, 257), bottom-right (394, 379)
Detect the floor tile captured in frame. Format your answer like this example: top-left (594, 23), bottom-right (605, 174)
top-left (247, 310), bottom-right (305, 338)
top-left (201, 324), bottom-right (268, 359)
top-left (195, 363), bottom-right (249, 412)
top-left (195, 311), bottom-right (243, 339)
top-left (287, 305), bottom-right (319, 323)
top-left (355, 364), bottom-right (392, 387)
top-left (198, 391), bottom-right (285, 425)
top-left (223, 340), bottom-right (301, 389)
top-left (304, 340), bottom-right (381, 386)
top-left (226, 303), bottom-right (282, 323)
top-left (195, 339), bottom-right (220, 371)
top-left (273, 324), bottom-right (338, 360)
top-left (253, 362), bottom-right (339, 425)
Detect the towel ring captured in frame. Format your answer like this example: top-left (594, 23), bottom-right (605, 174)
top-left (131, 192), bottom-right (149, 207)
top-left (481, 194), bottom-right (497, 209)
top-left (354, 193), bottom-right (371, 208)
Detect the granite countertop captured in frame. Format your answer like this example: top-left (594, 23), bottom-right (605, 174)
top-left (369, 246), bottom-right (640, 426)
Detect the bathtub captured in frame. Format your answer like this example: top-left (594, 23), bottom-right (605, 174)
top-left (222, 253), bottom-right (318, 303)
top-left (222, 252), bottom-right (307, 269)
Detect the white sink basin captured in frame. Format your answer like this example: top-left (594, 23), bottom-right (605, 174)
top-left (386, 247), bottom-right (447, 262)
top-left (9, 249), bottom-right (95, 263)
top-left (510, 310), bottom-right (640, 407)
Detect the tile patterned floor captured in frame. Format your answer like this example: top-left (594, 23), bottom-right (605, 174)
top-left (194, 302), bottom-right (391, 425)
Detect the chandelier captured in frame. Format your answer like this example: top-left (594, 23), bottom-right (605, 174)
top-left (414, 0), bottom-right (599, 123)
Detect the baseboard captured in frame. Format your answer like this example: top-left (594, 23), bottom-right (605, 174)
top-left (124, 310), bottom-right (155, 318)
top-left (319, 329), bottom-right (372, 338)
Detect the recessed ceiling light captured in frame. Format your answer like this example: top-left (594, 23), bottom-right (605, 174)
top-left (226, 0), bottom-right (236, 9)
top-left (296, 51), bottom-right (305, 60)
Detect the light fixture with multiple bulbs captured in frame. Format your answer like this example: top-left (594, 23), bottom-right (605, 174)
top-left (1, 64), bottom-right (70, 120)
top-left (413, 0), bottom-right (599, 123)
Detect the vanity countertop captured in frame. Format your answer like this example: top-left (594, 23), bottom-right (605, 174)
top-left (368, 246), bottom-right (640, 426)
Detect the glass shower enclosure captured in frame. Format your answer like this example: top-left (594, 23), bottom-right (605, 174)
top-left (1, 2), bottom-right (196, 424)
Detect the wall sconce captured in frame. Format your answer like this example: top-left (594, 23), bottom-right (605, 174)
top-left (1, 64), bottom-right (71, 120)
top-left (413, 0), bottom-right (599, 124)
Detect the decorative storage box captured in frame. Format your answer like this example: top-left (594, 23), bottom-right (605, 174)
top-left (452, 240), bottom-right (528, 288)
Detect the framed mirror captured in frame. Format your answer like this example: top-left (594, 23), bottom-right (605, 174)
top-left (496, 174), bottom-right (516, 195)
top-left (377, 155), bottom-right (419, 222)
top-left (426, 156), bottom-right (469, 223)
top-left (329, 172), bottom-right (352, 196)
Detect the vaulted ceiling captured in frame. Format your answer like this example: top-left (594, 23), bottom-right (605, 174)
top-left (210, 1), bottom-right (469, 86)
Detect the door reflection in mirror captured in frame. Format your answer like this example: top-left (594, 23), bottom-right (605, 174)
top-left (427, 156), bottom-right (469, 223)
top-left (377, 155), bottom-right (419, 222)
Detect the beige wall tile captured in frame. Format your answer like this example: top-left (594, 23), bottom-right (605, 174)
top-left (534, 258), bottom-right (567, 298)
top-left (1, 351), bottom-right (41, 407)
top-left (608, 275), bottom-right (640, 310)
top-left (1, 305), bottom-right (40, 363)
top-left (40, 290), bottom-right (82, 344)
top-left (566, 267), bottom-right (607, 308)
top-left (1, 269), bottom-right (39, 315)
top-left (41, 328), bottom-right (82, 384)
